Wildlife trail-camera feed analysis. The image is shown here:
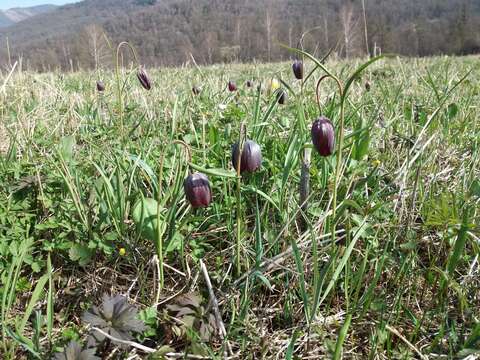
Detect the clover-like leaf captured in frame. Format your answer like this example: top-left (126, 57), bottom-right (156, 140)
top-left (166, 293), bottom-right (218, 342)
top-left (52, 341), bottom-right (99, 360)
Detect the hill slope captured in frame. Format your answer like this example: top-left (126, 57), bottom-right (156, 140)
top-left (0, 4), bottom-right (57, 28)
top-left (1, 0), bottom-right (479, 71)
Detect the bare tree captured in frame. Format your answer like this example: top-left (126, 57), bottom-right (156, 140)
top-left (204, 31), bottom-right (217, 63)
top-left (361, 0), bottom-right (370, 56)
top-left (84, 24), bottom-right (110, 69)
top-left (264, 0), bottom-right (277, 61)
top-left (339, 2), bottom-right (360, 58)
top-left (265, 9), bottom-right (273, 61)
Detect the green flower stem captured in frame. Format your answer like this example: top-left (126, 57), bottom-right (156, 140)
top-left (235, 122), bottom-right (246, 275)
top-left (115, 42), bottom-right (140, 138)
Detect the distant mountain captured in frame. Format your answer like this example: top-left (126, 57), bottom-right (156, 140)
top-left (0, 4), bottom-right (57, 28)
top-left (0, 0), bottom-right (479, 71)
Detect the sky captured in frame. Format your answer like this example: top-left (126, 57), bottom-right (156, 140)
top-left (0, 0), bottom-right (79, 10)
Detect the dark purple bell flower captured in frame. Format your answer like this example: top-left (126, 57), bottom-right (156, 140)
top-left (96, 81), bottom-right (105, 92)
top-left (192, 86), bottom-right (201, 95)
top-left (228, 81), bottom-right (237, 92)
top-left (232, 140), bottom-right (262, 173)
top-left (276, 89), bottom-right (287, 105)
top-left (292, 60), bottom-right (304, 80)
top-left (184, 172), bottom-right (212, 208)
top-left (311, 116), bottom-right (335, 156)
top-left (137, 67), bottom-right (152, 90)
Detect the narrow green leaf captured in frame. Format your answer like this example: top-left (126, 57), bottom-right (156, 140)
top-left (446, 212), bottom-right (470, 275)
top-left (46, 254), bottom-right (54, 342)
top-left (318, 219), bottom-right (368, 307)
top-left (18, 274), bottom-right (48, 334)
top-left (5, 327), bottom-right (42, 359)
top-left (188, 163), bottom-right (237, 178)
top-left (286, 330), bottom-right (300, 360)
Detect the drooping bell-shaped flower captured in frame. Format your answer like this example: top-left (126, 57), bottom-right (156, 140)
top-left (292, 60), bottom-right (304, 80)
top-left (276, 89), bottom-right (287, 105)
top-left (232, 140), bottom-right (262, 173)
top-left (96, 81), bottom-right (105, 92)
top-left (184, 172), bottom-right (212, 208)
top-left (192, 86), bottom-right (201, 95)
top-left (228, 81), bottom-right (237, 92)
top-left (137, 67), bottom-right (152, 90)
top-left (311, 116), bottom-right (335, 156)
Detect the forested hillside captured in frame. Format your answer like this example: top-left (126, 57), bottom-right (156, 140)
top-left (0, 0), bottom-right (479, 70)
top-left (0, 4), bottom-right (57, 28)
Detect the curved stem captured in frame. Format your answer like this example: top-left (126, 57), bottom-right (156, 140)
top-left (296, 26), bottom-right (323, 57)
top-left (314, 73), bottom-right (345, 238)
top-left (315, 74), bottom-right (330, 114)
top-left (333, 95), bottom-right (346, 225)
top-left (115, 42), bottom-right (141, 137)
top-left (172, 140), bottom-right (192, 164)
top-left (156, 150), bottom-right (166, 292)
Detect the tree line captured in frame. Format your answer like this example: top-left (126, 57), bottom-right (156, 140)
top-left (0, 0), bottom-right (479, 71)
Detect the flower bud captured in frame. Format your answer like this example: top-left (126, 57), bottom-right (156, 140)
top-left (292, 60), bottom-right (304, 80)
top-left (184, 172), bottom-right (212, 208)
top-left (232, 140), bottom-right (262, 173)
top-left (365, 81), bottom-right (371, 92)
top-left (276, 89), bottom-right (287, 105)
top-left (96, 81), bottom-right (105, 92)
top-left (228, 81), bottom-right (237, 92)
top-left (311, 116), bottom-right (335, 156)
top-left (137, 67), bottom-right (152, 90)
top-left (267, 78), bottom-right (280, 95)
top-left (246, 80), bottom-right (253, 88)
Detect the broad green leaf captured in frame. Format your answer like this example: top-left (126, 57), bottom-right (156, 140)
top-left (68, 243), bottom-right (93, 266)
top-left (132, 197), bottom-right (166, 242)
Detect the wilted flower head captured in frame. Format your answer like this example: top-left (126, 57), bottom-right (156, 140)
top-left (184, 172), bottom-right (212, 208)
top-left (276, 89), bottom-right (287, 105)
top-left (82, 294), bottom-right (146, 344)
top-left (52, 341), bottom-right (99, 360)
top-left (245, 80), bottom-right (253, 88)
top-left (228, 80), bottom-right (237, 92)
top-left (365, 81), bottom-right (371, 92)
top-left (292, 60), bottom-right (304, 80)
top-left (232, 140), bottom-right (262, 173)
top-left (137, 67), bottom-right (152, 90)
top-left (311, 116), bottom-right (335, 157)
top-left (96, 81), bottom-right (105, 92)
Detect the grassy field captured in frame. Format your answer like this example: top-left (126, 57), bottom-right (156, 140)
top-left (0, 53), bottom-right (479, 359)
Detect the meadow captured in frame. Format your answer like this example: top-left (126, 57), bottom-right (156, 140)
top-left (0, 52), bottom-right (479, 359)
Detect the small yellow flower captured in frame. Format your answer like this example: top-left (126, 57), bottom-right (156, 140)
top-left (119, 248), bottom-right (126, 256)
top-left (372, 159), bottom-right (381, 167)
